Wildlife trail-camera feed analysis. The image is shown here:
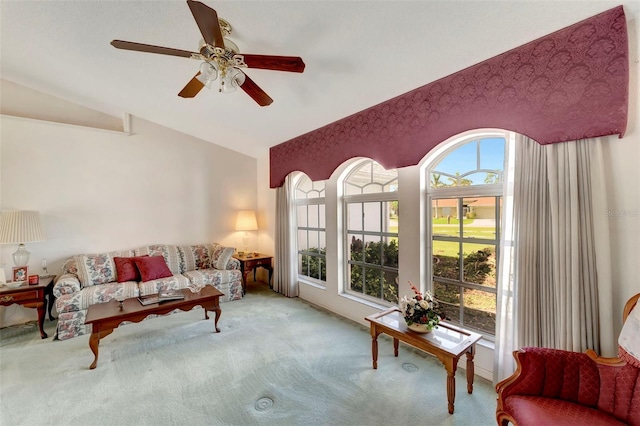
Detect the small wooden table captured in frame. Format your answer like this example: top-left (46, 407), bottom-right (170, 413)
top-left (85, 286), bottom-right (222, 369)
top-left (0, 276), bottom-right (55, 339)
top-left (365, 307), bottom-right (482, 414)
top-left (232, 253), bottom-right (273, 294)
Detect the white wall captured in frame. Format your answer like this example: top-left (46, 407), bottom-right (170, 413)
top-left (0, 86), bottom-right (258, 327)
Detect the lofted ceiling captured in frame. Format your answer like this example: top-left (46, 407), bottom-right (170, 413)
top-left (1, 1), bottom-right (636, 159)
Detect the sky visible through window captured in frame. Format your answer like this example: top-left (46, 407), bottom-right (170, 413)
top-left (434, 137), bottom-right (505, 184)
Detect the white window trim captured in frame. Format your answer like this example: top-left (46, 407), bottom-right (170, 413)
top-left (423, 130), bottom-right (511, 339)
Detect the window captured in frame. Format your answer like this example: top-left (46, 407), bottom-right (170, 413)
top-left (344, 160), bottom-right (399, 304)
top-left (426, 136), bottom-right (507, 335)
top-left (295, 175), bottom-right (326, 283)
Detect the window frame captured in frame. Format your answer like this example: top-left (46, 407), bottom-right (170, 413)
top-left (342, 160), bottom-right (399, 306)
top-left (294, 175), bottom-right (327, 286)
top-left (425, 132), bottom-right (509, 339)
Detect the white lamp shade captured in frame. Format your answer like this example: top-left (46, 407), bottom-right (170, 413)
top-left (235, 210), bottom-right (258, 231)
top-left (0, 210), bottom-right (46, 244)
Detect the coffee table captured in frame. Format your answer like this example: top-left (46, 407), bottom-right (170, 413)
top-left (365, 307), bottom-right (482, 414)
top-left (85, 286), bottom-right (222, 369)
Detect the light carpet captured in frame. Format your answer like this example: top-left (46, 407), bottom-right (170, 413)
top-left (0, 282), bottom-right (496, 426)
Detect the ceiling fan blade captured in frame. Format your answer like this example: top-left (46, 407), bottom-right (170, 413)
top-left (240, 73), bottom-right (274, 106)
top-left (178, 72), bottom-right (205, 98)
top-left (111, 40), bottom-right (196, 58)
top-left (242, 54), bottom-right (306, 73)
top-left (187, 0), bottom-right (224, 48)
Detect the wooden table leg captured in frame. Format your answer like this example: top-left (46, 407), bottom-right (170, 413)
top-left (213, 304), bottom-right (221, 333)
top-left (36, 303), bottom-right (47, 339)
top-left (437, 355), bottom-right (458, 414)
top-left (89, 332), bottom-right (101, 369)
top-left (89, 328), bottom-right (113, 369)
top-left (371, 326), bottom-right (379, 369)
top-left (393, 338), bottom-right (399, 357)
top-left (466, 347), bottom-right (475, 394)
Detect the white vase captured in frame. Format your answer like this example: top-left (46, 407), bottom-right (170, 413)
top-left (407, 323), bottom-right (434, 334)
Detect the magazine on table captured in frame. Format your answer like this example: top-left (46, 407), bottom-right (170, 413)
top-left (137, 294), bottom-right (159, 306)
top-left (137, 290), bottom-right (184, 305)
top-left (158, 289), bottom-right (185, 302)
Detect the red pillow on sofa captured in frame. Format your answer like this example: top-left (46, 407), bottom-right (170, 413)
top-left (114, 255), bottom-right (148, 283)
top-left (134, 256), bottom-right (173, 282)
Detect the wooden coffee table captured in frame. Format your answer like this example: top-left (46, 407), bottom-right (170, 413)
top-left (365, 307), bottom-right (482, 414)
top-left (85, 286), bottom-right (222, 369)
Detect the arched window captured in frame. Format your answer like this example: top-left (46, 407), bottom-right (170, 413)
top-left (295, 174), bottom-right (326, 283)
top-left (426, 134), bottom-right (508, 336)
top-left (343, 160), bottom-right (399, 304)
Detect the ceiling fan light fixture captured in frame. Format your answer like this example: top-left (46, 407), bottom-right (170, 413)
top-left (196, 61), bottom-right (218, 87)
top-left (218, 67), bottom-right (245, 93)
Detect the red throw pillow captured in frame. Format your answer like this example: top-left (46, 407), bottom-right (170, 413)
top-left (134, 256), bottom-right (173, 282)
top-left (114, 255), bottom-right (148, 283)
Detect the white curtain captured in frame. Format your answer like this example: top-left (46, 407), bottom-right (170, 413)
top-left (494, 135), bottom-right (614, 384)
top-left (274, 174), bottom-right (299, 297)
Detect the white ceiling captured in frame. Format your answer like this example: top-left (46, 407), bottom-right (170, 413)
top-left (1, 1), bottom-right (636, 159)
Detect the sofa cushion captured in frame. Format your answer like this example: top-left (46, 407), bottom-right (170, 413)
top-left (178, 244), bottom-right (216, 272)
top-left (213, 246), bottom-right (236, 270)
top-left (183, 268), bottom-right (242, 287)
top-left (505, 395), bottom-right (626, 426)
top-left (74, 253), bottom-right (116, 287)
top-left (114, 255), bottom-right (148, 282)
top-left (55, 281), bottom-right (139, 313)
top-left (137, 274), bottom-right (191, 297)
top-left (134, 244), bottom-right (182, 275)
top-left (73, 250), bottom-right (136, 287)
top-left (134, 256), bottom-right (173, 282)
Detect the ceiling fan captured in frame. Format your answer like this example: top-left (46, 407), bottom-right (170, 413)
top-left (111, 0), bottom-right (305, 106)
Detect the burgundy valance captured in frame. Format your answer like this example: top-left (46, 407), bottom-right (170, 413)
top-left (270, 6), bottom-right (628, 188)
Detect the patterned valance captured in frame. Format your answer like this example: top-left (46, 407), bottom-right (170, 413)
top-left (270, 6), bottom-right (628, 188)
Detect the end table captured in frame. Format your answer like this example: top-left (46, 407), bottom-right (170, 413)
top-left (232, 253), bottom-right (273, 294)
top-left (0, 274), bottom-right (56, 339)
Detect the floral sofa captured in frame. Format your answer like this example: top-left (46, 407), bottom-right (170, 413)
top-left (53, 243), bottom-right (243, 340)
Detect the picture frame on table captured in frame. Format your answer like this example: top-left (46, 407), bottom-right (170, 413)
top-left (0, 268), bottom-right (6, 284)
top-left (13, 266), bottom-right (28, 282)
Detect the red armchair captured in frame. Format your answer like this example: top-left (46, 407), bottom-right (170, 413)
top-left (496, 294), bottom-right (640, 426)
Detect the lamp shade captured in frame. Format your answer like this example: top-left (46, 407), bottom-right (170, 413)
top-left (235, 210), bottom-right (258, 231)
top-left (0, 210), bottom-right (46, 244)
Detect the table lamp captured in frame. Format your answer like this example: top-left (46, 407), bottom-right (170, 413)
top-left (235, 210), bottom-right (258, 253)
top-left (0, 210), bottom-right (46, 267)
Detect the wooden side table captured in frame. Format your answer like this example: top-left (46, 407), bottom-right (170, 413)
top-left (232, 253), bottom-right (273, 294)
top-left (365, 307), bottom-right (482, 414)
top-left (0, 275), bottom-right (56, 339)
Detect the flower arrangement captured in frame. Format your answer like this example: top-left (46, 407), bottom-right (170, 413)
top-left (399, 282), bottom-right (442, 331)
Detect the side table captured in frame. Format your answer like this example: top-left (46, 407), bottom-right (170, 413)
top-left (232, 253), bottom-right (273, 294)
top-left (0, 275), bottom-right (56, 339)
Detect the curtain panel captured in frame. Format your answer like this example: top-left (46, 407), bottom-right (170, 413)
top-left (274, 174), bottom-right (299, 297)
top-left (494, 135), bottom-right (614, 383)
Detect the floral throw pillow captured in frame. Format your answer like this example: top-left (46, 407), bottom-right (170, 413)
top-left (74, 253), bottom-right (116, 287)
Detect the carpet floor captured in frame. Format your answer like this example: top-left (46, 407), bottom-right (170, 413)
top-left (0, 282), bottom-right (497, 426)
